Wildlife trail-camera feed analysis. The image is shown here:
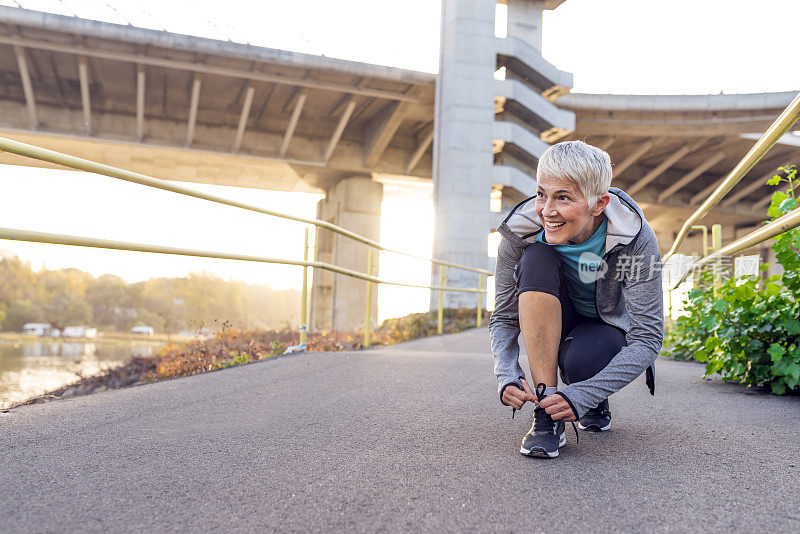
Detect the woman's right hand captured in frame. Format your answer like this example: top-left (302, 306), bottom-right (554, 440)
top-left (502, 378), bottom-right (537, 409)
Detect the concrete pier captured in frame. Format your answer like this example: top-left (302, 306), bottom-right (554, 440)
top-left (432, 0), bottom-right (573, 307)
top-left (311, 176), bottom-right (382, 332)
top-left (432, 0), bottom-right (497, 307)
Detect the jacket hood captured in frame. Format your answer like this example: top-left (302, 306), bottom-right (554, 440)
top-left (498, 186), bottom-right (644, 253)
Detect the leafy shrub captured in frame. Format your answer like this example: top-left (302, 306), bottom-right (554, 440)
top-left (662, 165), bottom-right (800, 394)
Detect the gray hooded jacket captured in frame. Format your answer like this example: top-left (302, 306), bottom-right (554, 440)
top-left (489, 186), bottom-right (664, 417)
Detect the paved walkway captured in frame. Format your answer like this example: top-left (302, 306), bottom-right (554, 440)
top-left (2, 328), bottom-right (799, 532)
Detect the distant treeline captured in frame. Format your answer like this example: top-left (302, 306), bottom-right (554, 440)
top-left (0, 255), bottom-right (300, 333)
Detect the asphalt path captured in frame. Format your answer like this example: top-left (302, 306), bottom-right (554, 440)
top-left (2, 328), bottom-right (799, 533)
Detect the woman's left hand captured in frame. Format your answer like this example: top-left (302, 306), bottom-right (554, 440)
top-left (539, 394), bottom-right (577, 422)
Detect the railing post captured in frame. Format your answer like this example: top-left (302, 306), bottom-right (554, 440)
top-left (667, 269), bottom-right (673, 320)
top-left (711, 224), bottom-right (723, 294)
top-left (476, 274), bottom-right (483, 327)
top-left (691, 225), bottom-right (709, 257)
top-left (437, 265), bottom-right (447, 335)
top-left (364, 249), bottom-right (374, 347)
top-left (299, 227), bottom-right (309, 347)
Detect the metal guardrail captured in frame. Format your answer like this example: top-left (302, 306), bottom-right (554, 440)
top-left (663, 92), bottom-right (800, 265)
top-left (664, 92), bottom-right (800, 294)
top-left (0, 137), bottom-right (492, 348)
top-left (0, 136), bottom-right (493, 276)
top-left (670, 205), bottom-right (800, 288)
top-left (0, 227), bottom-right (485, 292)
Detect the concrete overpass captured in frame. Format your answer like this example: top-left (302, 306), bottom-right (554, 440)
top-left (0, 1), bottom-right (798, 327)
top-left (556, 91), bottom-right (800, 261)
top-left (0, 6), bottom-right (437, 190)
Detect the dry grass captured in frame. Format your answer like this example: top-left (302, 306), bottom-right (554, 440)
top-left (14, 308), bottom-right (485, 408)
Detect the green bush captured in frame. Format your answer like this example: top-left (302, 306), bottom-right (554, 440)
top-left (662, 165), bottom-right (800, 394)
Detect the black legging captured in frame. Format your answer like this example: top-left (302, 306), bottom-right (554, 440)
top-left (515, 241), bottom-right (627, 386)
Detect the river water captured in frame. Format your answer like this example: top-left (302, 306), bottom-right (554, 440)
top-left (0, 339), bottom-right (165, 407)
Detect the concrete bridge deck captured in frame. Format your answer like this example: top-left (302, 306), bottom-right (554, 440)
top-left (2, 328), bottom-right (799, 532)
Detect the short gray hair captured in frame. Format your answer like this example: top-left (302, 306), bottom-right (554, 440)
top-left (536, 140), bottom-right (612, 206)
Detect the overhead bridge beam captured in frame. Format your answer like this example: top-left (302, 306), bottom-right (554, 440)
top-left (232, 85), bottom-right (255, 152)
top-left (627, 139), bottom-right (706, 196)
top-left (13, 46), bottom-right (37, 129)
top-left (280, 89), bottom-right (307, 158)
top-left (658, 150), bottom-right (726, 202)
top-left (136, 65), bottom-right (145, 141)
top-left (406, 128), bottom-right (434, 174)
top-left (186, 76), bottom-right (202, 147)
top-left (77, 57), bottom-right (91, 134)
top-left (690, 177), bottom-right (725, 206)
top-left (0, 35), bottom-right (423, 103)
top-left (692, 151), bottom-right (796, 206)
top-left (363, 101), bottom-right (406, 168)
top-left (613, 138), bottom-right (656, 179)
top-left (324, 96), bottom-right (356, 163)
top-left (595, 136), bottom-right (615, 151)
top-left (722, 163), bottom-right (791, 207)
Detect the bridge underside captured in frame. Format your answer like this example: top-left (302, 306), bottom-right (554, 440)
top-left (0, 7), bottom-right (436, 194)
top-left (554, 92), bottom-right (800, 257)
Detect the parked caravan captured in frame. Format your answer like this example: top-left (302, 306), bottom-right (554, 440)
top-left (131, 326), bottom-right (155, 336)
top-left (62, 326), bottom-right (98, 339)
top-left (22, 323), bottom-right (53, 336)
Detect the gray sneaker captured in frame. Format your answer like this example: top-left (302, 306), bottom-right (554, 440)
top-left (520, 404), bottom-right (566, 458)
top-left (578, 399), bottom-right (611, 432)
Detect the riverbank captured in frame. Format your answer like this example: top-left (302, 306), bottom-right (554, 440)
top-left (11, 308), bottom-right (485, 408)
top-left (0, 337), bottom-right (168, 407)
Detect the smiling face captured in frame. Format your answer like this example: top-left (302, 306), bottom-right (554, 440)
top-left (535, 174), bottom-right (610, 245)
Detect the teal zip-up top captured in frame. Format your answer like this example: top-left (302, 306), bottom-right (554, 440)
top-left (535, 217), bottom-right (608, 317)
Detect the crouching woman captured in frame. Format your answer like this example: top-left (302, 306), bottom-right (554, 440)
top-left (489, 140), bottom-right (664, 458)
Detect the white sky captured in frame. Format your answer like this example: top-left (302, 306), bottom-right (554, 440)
top-left (3, 0), bottom-right (797, 92)
top-left (543, 0), bottom-right (800, 95)
top-left (1, 0), bottom-right (798, 321)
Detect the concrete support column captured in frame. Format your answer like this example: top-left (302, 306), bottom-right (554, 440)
top-left (432, 0), bottom-right (496, 309)
top-left (310, 176), bottom-right (382, 332)
top-left (506, 0), bottom-right (545, 51)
